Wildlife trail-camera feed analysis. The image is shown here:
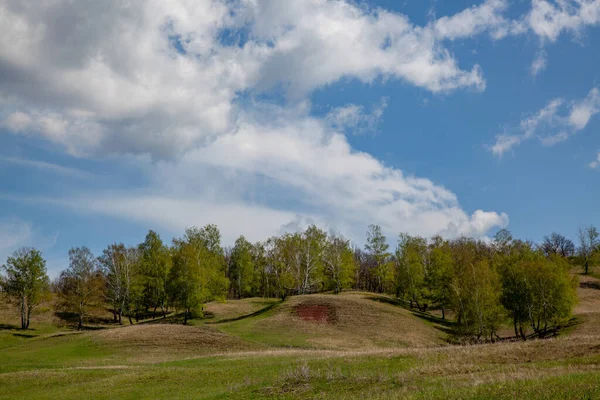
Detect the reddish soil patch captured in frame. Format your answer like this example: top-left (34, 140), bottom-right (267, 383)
top-left (295, 304), bottom-right (337, 324)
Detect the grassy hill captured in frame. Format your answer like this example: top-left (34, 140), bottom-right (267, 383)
top-left (1, 269), bottom-right (600, 399)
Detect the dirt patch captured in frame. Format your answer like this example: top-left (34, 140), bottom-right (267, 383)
top-left (295, 304), bottom-right (337, 324)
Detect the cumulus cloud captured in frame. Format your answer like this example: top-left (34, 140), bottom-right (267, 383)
top-left (44, 104), bottom-right (509, 243)
top-left (0, 0), bottom-right (499, 158)
top-left (0, 0), bottom-right (511, 242)
top-left (526, 0), bottom-right (600, 42)
top-left (491, 88), bottom-right (600, 157)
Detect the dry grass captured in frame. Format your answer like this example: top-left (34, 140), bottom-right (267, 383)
top-left (204, 297), bottom-right (278, 322)
top-left (219, 292), bottom-right (445, 350)
top-left (93, 323), bottom-right (258, 362)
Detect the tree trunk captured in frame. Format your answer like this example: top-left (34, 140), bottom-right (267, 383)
top-left (183, 308), bottom-right (189, 325)
top-left (585, 260), bottom-right (589, 275)
top-left (78, 313), bottom-right (83, 330)
top-left (20, 297), bottom-right (27, 329)
top-left (441, 306), bottom-right (445, 320)
top-left (153, 306), bottom-right (157, 319)
top-left (514, 318), bottom-right (519, 339)
top-left (128, 314), bottom-right (133, 325)
top-left (113, 309), bottom-right (118, 323)
top-left (118, 311), bottom-right (123, 325)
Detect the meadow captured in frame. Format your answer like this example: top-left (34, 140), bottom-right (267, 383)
top-left (1, 267), bottom-right (599, 400)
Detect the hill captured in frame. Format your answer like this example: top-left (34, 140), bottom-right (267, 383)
top-left (216, 292), bottom-right (446, 349)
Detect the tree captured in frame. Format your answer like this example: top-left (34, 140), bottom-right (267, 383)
top-left (395, 234), bottom-right (427, 309)
top-left (425, 236), bottom-right (453, 319)
top-left (138, 231), bottom-right (171, 318)
top-left (1, 248), bottom-right (49, 329)
top-left (322, 234), bottom-right (356, 294)
top-left (578, 225), bottom-right (599, 275)
top-left (169, 226), bottom-right (229, 324)
top-left (57, 247), bottom-right (104, 330)
top-left (541, 232), bottom-right (575, 257)
top-left (495, 240), bottom-right (537, 339)
top-left (365, 225), bottom-right (393, 292)
top-left (525, 256), bottom-right (577, 337)
top-left (229, 236), bottom-right (255, 298)
top-left (298, 225), bottom-right (327, 294)
top-left (98, 244), bottom-right (138, 324)
top-left (449, 238), bottom-right (503, 341)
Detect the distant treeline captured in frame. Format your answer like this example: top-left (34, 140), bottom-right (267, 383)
top-left (2, 224), bottom-right (599, 341)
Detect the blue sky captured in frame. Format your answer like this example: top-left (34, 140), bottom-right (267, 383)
top-left (0, 0), bottom-right (599, 276)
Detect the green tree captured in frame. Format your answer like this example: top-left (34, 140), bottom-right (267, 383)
top-left (365, 225), bottom-right (393, 292)
top-left (1, 248), bottom-right (50, 329)
top-left (169, 226), bottom-right (229, 324)
top-left (323, 234), bottom-right (356, 294)
top-left (495, 240), bottom-right (537, 339)
top-left (138, 231), bottom-right (171, 318)
top-left (230, 235), bottom-right (255, 298)
top-left (395, 234), bottom-right (427, 309)
top-left (425, 236), bottom-right (453, 319)
top-left (98, 243), bottom-right (138, 324)
top-left (525, 256), bottom-right (578, 337)
top-left (450, 238), bottom-right (503, 341)
top-left (57, 247), bottom-right (104, 330)
top-left (299, 225), bottom-right (327, 294)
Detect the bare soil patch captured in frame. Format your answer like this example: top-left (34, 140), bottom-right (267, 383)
top-left (295, 304), bottom-right (337, 324)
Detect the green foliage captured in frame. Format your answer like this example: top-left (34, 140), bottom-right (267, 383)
top-left (230, 235), bottom-right (256, 298)
top-left (169, 225), bottom-right (229, 323)
top-left (395, 234), bottom-right (427, 309)
top-left (365, 225), bottom-right (393, 292)
top-left (323, 234), bottom-right (356, 293)
top-left (1, 247), bottom-right (50, 329)
top-left (449, 239), bottom-right (503, 340)
top-left (57, 246), bottom-right (104, 330)
top-left (137, 230), bottom-right (172, 317)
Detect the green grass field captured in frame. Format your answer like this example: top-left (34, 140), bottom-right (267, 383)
top-left (1, 270), bottom-right (600, 399)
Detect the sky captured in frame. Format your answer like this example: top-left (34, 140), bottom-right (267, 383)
top-left (1, 0), bottom-right (599, 277)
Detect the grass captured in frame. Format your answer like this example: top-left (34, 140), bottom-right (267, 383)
top-left (0, 274), bottom-right (600, 399)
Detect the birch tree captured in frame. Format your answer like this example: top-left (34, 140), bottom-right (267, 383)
top-left (1, 248), bottom-right (49, 329)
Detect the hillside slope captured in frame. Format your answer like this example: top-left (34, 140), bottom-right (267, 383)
top-left (216, 292), bottom-right (446, 349)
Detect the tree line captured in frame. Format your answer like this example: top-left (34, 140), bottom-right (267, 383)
top-left (1, 224), bottom-right (598, 341)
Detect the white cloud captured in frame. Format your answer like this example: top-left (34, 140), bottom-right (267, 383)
top-left (326, 97), bottom-right (388, 134)
top-left (41, 104), bottom-right (508, 243)
top-left (491, 88), bottom-right (599, 157)
top-left (431, 0), bottom-right (521, 40)
top-left (2, 111), bottom-right (32, 132)
top-left (590, 152), bottom-right (600, 168)
top-left (530, 50), bottom-right (548, 77)
top-left (0, 0), bottom-right (499, 158)
top-left (526, 0), bottom-right (600, 42)
top-left (0, 0), bottom-right (511, 242)
top-left (569, 87), bottom-right (600, 129)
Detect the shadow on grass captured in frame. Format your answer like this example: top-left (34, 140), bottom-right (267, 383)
top-left (0, 323), bottom-right (21, 330)
top-left (580, 280), bottom-right (600, 290)
top-left (207, 300), bottom-right (283, 324)
top-left (366, 294), bottom-right (458, 337)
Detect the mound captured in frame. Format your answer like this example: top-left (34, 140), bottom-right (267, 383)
top-left (217, 292), bottom-right (445, 350)
top-left (572, 274), bottom-right (600, 337)
top-left (93, 324), bottom-right (257, 362)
